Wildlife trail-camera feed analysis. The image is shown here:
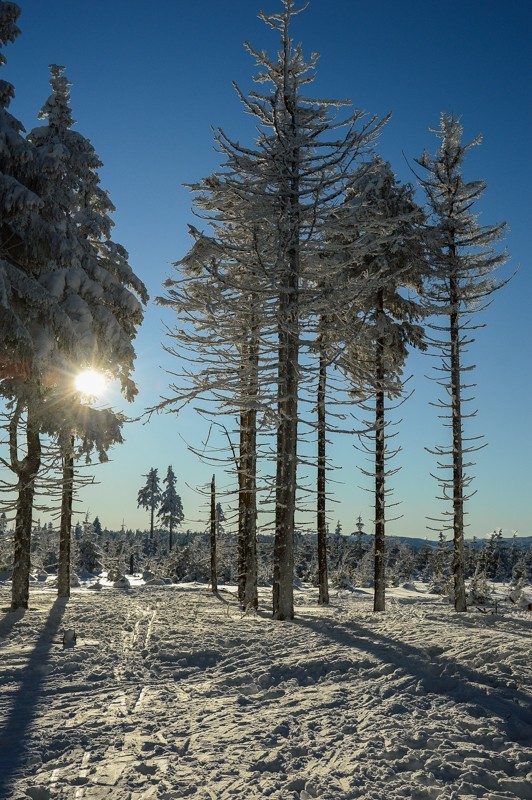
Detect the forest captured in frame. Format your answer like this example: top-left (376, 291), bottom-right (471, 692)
top-left (1, 2), bottom-right (531, 800)
top-left (0, 0), bottom-right (514, 622)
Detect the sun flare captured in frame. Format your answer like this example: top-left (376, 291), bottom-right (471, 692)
top-left (74, 369), bottom-right (107, 400)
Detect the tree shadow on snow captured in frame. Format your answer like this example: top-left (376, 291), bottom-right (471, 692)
top-left (294, 613), bottom-right (532, 745)
top-left (0, 597), bottom-right (67, 792)
top-left (0, 605), bottom-right (26, 640)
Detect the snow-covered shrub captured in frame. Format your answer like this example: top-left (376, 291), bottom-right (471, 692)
top-left (330, 567), bottom-right (354, 591)
top-left (427, 575), bottom-right (454, 599)
top-left (351, 550), bottom-right (374, 588)
top-left (76, 537), bottom-right (102, 574)
top-left (466, 569), bottom-right (492, 606)
top-left (508, 585), bottom-right (532, 610)
top-left (106, 566), bottom-right (122, 582)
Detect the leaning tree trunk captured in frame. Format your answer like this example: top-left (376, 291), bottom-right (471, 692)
top-left (210, 474), bottom-right (217, 594)
top-left (373, 318), bottom-right (386, 612)
top-left (11, 403), bottom-right (41, 611)
top-left (449, 272), bottom-right (467, 612)
top-left (57, 435), bottom-right (75, 599)
top-left (316, 331), bottom-right (329, 605)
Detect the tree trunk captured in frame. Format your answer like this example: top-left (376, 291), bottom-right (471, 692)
top-left (239, 407), bottom-right (258, 609)
top-left (273, 86), bottom-right (299, 620)
top-left (57, 435), bottom-right (74, 599)
top-left (449, 272), bottom-right (467, 612)
top-left (150, 504), bottom-right (154, 542)
top-left (11, 404), bottom-right (41, 611)
top-left (374, 290), bottom-right (386, 612)
top-left (169, 520), bottom-right (173, 553)
top-left (238, 320), bottom-right (259, 610)
top-left (273, 262), bottom-right (298, 620)
top-left (317, 333), bottom-right (329, 605)
top-left (210, 474), bottom-right (217, 593)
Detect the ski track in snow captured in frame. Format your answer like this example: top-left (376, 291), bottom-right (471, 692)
top-left (0, 582), bottom-right (531, 800)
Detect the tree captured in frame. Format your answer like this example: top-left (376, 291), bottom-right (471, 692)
top-left (56, 436), bottom-right (74, 597)
top-left (215, 502), bottom-right (225, 537)
top-left (159, 201), bottom-right (270, 613)
top-left (0, 3), bottom-right (66, 379)
top-left (210, 474), bottom-right (217, 594)
top-left (339, 159), bottom-right (427, 612)
top-left (161, 0), bottom-right (386, 620)
top-left (137, 468), bottom-right (161, 542)
top-left (416, 114), bottom-right (507, 612)
top-left (24, 64), bottom-right (146, 600)
top-left (157, 465), bottom-right (184, 552)
top-left (0, 4), bottom-right (67, 609)
top-left (258, 2), bottom-right (384, 619)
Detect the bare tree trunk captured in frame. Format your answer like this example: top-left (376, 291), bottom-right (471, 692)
top-left (272, 77), bottom-right (299, 619)
top-left (273, 259), bottom-right (298, 620)
top-left (374, 289), bottom-right (386, 612)
top-left (210, 474), bottom-right (217, 594)
top-left (239, 407), bottom-right (258, 609)
top-left (449, 273), bottom-right (467, 612)
top-left (317, 334), bottom-right (329, 605)
top-left (57, 435), bottom-right (74, 599)
top-left (169, 521), bottom-right (173, 553)
top-left (238, 322), bottom-right (259, 610)
top-left (11, 403), bottom-right (41, 611)
top-left (237, 422), bottom-right (247, 604)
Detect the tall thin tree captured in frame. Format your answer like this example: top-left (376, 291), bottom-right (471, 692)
top-left (137, 468), bottom-right (162, 543)
top-left (416, 113), bottom-right (507, 612)
top-left (157, 465), bottom-right (184, 552)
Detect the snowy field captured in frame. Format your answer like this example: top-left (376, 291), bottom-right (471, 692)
top-left (0, 580), bottom-right (531, 800)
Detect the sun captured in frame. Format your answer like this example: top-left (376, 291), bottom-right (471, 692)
top-left (74, 369), bottom-right (107, 400)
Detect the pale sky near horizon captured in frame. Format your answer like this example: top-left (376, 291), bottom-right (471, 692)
top-left (2, 0), bottom-right (531, 538)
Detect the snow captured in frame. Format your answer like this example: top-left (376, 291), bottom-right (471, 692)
top-left (0, 580), bottom-right (531, 800)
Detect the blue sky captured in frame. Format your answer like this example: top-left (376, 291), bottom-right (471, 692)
top-left (3, 0), bottom-right (531, 537)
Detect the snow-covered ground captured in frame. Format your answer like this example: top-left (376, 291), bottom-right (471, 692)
top-left (0, 580), bottom-right (531, 800)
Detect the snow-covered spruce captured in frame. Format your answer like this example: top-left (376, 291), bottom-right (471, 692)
top-left (159, 0), bottom-right (388, 620)
top-left (1, 47), bottom-right (147, 610)
top-left (416, 114), bottom-right (508, 613)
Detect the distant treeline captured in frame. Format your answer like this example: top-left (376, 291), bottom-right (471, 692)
top-left (1, 525), bottom-right (529, 591)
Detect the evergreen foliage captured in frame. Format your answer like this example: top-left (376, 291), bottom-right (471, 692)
top-left (1, 16), bottom-right (147, 609)
top-left (137, 468), bottom-right (162, 543)
top-left (157, 466), bottom-right (184, 551)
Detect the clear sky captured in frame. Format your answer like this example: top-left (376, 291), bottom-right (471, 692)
top-left (3, 0), bottom-right (531, 538)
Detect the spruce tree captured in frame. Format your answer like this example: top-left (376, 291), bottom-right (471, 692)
top-left (0, 4), bottom-right (70, 609)
top-left (339, 159), bottom-right (427, 612)
top-left (26, 65), bottom-right (146, 599)
top-left (161, 0), bottom-right (386, 620)
top-left (157, 465), bottom-right (184, 552)
top-left (137, 468), bottom-right (162, 542)
top-left (417, 114), bottom-right (507, 612)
